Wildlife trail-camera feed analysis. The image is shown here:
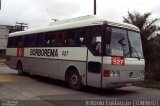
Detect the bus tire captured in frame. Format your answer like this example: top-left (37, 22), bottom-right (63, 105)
top-left (67, 69), bottom-right (82, 90)
top-left (17, 62), bottom-right (25, 76)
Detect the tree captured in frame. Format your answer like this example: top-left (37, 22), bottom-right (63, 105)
top-left (123, 11), bottom-right (160, 45)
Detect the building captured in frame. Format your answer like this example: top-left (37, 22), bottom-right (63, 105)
top-left (0, 24), bottom-right (27, 58)
top-left (0, 25), bottom-right (9, 57)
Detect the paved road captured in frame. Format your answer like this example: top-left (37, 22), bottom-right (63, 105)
top-left (0, 65), bottom-right (160, 106)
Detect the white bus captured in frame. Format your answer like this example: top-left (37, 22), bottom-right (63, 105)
top-left (6, 15), bottom-right (145, 90)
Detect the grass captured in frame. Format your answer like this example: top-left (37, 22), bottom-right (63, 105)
top-left (141, 80), bottom-right (160, 89)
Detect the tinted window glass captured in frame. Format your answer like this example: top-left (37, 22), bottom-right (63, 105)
top-left (8, 37), bottom-right (18, 48)
top-left (128, 31), bottom-right (144, 58)
top-left (88, 26), bottom-right (103, 56)
top-left (24, 35), bottom-right (37, 47)
top-left (7, 36), bottom-right (22, 48)
top-left (45, 32), bottom-right (54, 47)
top-left (37, 33), bottom-right (45, 47)
top-left (66, 29), bottom-right (86, 47)
top-left (105, 28), bottom-right (129, 57)
top-left (17, 36), bottom-right (23, 47)
top-left (8, 28), bottom-right (87, 48)
top-left (7, 37), bottom-right (12, 48)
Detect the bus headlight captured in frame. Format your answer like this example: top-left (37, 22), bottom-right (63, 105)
top-left (110, 71), bottom-right (114, 77)
top-left (115, 71), bottom-right (120, 77)
top-left (103, 70), bottom-right (120, 77)
top-left (110, 71), bottom-right (120, 77)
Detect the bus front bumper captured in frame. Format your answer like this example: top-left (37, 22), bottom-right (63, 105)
top-left (102, 76), bottom-right (144, 89)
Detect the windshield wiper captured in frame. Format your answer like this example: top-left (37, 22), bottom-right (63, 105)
top-left (131, 46), bottom-right (140, 60)
top-left (122, 47), bottom-right (140, 60)
top-left (118, 37), bottom-right (140, 60)
top-left (118, 37), bottom-right (126, 56)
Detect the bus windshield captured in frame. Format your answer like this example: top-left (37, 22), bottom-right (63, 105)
top-left (104, 27), bottom-right (144, 59)
top-left (128, 31), bottom-right (144, 58)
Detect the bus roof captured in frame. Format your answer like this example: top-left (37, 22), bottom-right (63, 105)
top-left (9, 15), bottom-right (140, 37)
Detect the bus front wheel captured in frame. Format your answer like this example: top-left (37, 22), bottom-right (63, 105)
top-left (67, 70), bottom-right (82, 90)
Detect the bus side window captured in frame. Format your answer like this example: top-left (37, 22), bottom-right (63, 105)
top-left (61, 32), bottom-right (66, 46)
top-left (25, 35), bottom-right (31, 47)
top-left (14, 37), bottom-right (19, 47)
top-left (67, 30), bottom-right (74, 46)
top-left (21, 36), bottom-right (26, 47)
top-left (66, 29), bottom-right (86, 47)
top-left (76, 29), bottom-right (87, 47)
top-left (45, 32), bottom-right (51, 47)
top-left (64, 31), bottom-right (69, 46)
top-left (88, 26), bottom-right (103, 56)
top-left (26, 35), bottom-right (31, 47)
top-left (18, 36), bottom-right (23, 47)
top-left (54, 31), bottom-right (66, 47)
top-left (58, 32), bottom-right (64, 46)
top-left (50, 32), bottom-right (55, 47)
top-left (8, 37), bottom-right (16, 48)
top-left (37, 33), bottom-right (45, 47)
top-left (44, 32), bottom-right (55, 47)
top-left (29, 35), bottom-right (37, 47)
top-left (55, 32), bottom-right (59, 46)
top-left (80, 30), bottom-right (86, 47)
top-left (58, 32), bottom-right (67, 46)
top-left (74, 30), bottom-right (81, 46)
top-left (66, 36), bottom-right (74, 46)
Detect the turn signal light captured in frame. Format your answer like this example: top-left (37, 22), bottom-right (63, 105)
top-left (103, 70), bottom-right (110, 77)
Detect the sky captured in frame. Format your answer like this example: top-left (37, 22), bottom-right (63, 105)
top-left (0, 0), bottom-right (160, 29)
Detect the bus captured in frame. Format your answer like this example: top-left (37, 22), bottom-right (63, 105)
top-left (6, 15), bottom-right (145, 90)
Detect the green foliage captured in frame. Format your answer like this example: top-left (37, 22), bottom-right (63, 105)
top-left (123, 11), bottom-right (160, 81)
top-left (123, 11), bottom-right (160, 44)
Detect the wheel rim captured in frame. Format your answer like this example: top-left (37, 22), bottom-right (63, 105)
top-left (71, 74), bottom-right (79, 85)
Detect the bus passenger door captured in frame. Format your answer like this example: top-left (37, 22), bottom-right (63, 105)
top-left (87, 50), bottom-right (102, 88)
top-left (86, 28), bottom-right (103, 88)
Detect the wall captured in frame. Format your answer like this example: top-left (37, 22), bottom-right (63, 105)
top-left (0, 25), bottom-right (9, 57)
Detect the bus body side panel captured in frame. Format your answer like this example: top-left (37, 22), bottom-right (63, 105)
top-left (25, 47), bottom-right (87, 83)
top-left (47, 59), bottom-right (59, 79)
top-left (6, 47), bottom-right (88, 85)
top-left (6, 48), bottom-right (17, 69)
top-left (23, 48), bottom-right (59, 78)
top-left (23, 57), bottom-right (31, 73)
top-left (17, 57), bottom-right (30, 73)
top-left (6, 48), bottom-right (30, 72)
top-left (86, 50), bottom-right (102, 88)
top-left (28, 58), bottom-right (59, 78)
top-left (102, 57), bottom-right (145, 88)
top-left (6, 56), bottom-right (18, 69)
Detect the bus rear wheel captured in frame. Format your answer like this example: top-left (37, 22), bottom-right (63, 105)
top-left (67, 70), bottom-right (82, 90)
top-left (17, 62), bottom-right (25, 76)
